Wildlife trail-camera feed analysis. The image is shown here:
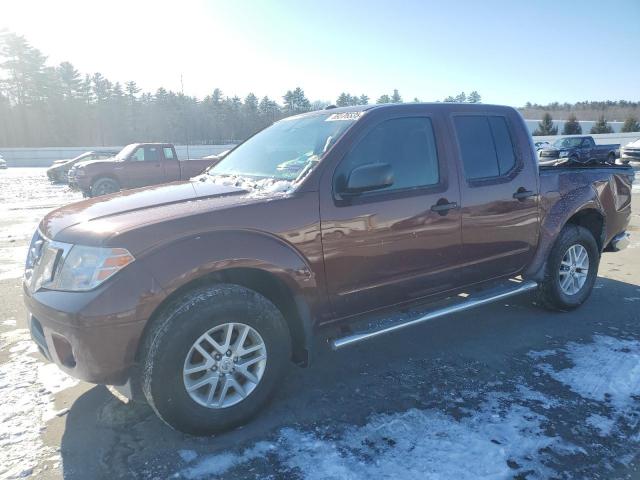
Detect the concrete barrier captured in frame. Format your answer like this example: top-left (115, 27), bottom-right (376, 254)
top-left (532, 132), bottom-right (640, 146)
top-left (0, 144), bottom-right (236, 167)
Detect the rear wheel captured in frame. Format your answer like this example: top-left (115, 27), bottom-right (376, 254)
top-left (139, 284), bottom-right (291, 435)
top-left (537, 225), bottom-right (599, 311)
top-left (607, 152), bottom-right (616, 164)
top-left (91, 177), bottom-right (119, 197)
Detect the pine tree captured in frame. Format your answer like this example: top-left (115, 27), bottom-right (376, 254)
top-left (590, 115), bottom-right (613, 134)
top-left (467, 91), bottom-right (481, 103)
top-left (621, 116), bottom-right (640, 133)
top-left (283, 87), bottom-right (310, 114)
top-left (391, 89), bottom-right (402, 103)
top-left (562, 114), bottom-right (582, 135)
top-left (358, 94), bottom-right (369, 105)
top-left (57, 61), bottom-right (81, 99)
top-left (336, 92), bottom-right (351, 107)
top-left (455, 92), bottom-right (466, 103)
top-left (443, 96), bottom-right (455, 102)
top-left (532, 113), bottom-right (558, 136)
top-left (376, 94), bottom-right (391, 104)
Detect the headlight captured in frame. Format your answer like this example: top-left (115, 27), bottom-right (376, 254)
top-left (559, 151), bottom-right (569, 157)
top-left (52, 245), bottom-right (135, 291)
top-left (26, 234), bottom-right (134, 292)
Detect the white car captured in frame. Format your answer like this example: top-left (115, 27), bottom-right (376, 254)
top-left (621, 138), bottom-right (640, 162)
top-left (0, 154), bottom-right (7, 169)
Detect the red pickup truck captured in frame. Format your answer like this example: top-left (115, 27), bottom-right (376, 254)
top-left (24, 104), bottom-right (633, 435)
top-left (68, 143), bottom-right (221, 197)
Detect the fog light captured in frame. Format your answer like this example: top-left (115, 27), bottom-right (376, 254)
top-left (51, 334), bottom-right (76, 368)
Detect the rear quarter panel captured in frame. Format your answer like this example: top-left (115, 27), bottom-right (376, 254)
top-left (524, 166), bottom-right (633, 279)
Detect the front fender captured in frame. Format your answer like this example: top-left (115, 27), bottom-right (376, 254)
top-left (137, 229), bottom-right (321, 321)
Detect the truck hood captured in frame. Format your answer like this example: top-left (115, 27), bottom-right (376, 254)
top-left (73, 159), bottom-right (118, 170)
top-left (41, 180), bottom-right (250, 240)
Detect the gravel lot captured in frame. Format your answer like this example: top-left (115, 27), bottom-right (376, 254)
top-left (2, 168), bottom-right (640, 479)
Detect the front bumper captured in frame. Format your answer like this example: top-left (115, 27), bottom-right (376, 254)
top-left (23, 261), bottom-right (165, 385)
top-left (621, 148), bottom-right (640, 161)
top-left (539, 150), bottom-right (560, 160)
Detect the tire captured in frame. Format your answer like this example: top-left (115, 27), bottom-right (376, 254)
top-left (607, 153), bottom-right (616, 164)
top-left (139, 284), bottom-right (291, 436)
top-left (537, 225), bottom-right (599, 311)
top-left (91, 177), bottom-right (120, 197)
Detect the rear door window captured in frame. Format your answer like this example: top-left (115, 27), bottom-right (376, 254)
top-left (454, 115), bottom-right (516, 180)
top-left (145, 146), bottom-right (160, 161)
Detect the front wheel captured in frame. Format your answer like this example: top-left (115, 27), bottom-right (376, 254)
top-left (91, 177), bottom-right (120, 197)
top-left (537, 225), bottom-right (599, 311)
top-left (139, 284), bottom-right (291, 435)
top-left (607, 153), bottom-right (616, 164)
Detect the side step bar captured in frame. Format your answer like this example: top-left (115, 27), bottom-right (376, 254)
top-left (331, 280), bottom-right (538, 350)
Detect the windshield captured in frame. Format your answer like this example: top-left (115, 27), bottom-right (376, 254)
top-left (208, 112), bottom-right (362, 181)
top-left (71, 152), bottom-right (92, 162)
top-left (552, 137), bottom-right (582, 148)
top-left (115, 144), bottom-right (139, 160)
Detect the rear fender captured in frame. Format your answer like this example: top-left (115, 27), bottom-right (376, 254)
top-left (524, 184), bottom-right (604, 280)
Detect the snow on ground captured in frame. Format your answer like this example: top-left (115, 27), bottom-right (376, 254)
top-left (538, 335), bottom-right (640, 414)
top-left (176, 335), bottom-right (640, 480)
top-left (178, 398), bottom-right (567, 480)
top-left (0, 168), bottom-right (81, 281)
top-left (0, 328), bottom-right (78, 479)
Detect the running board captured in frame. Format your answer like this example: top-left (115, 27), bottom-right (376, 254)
top-left (331, 280), bottom-right (538, 350)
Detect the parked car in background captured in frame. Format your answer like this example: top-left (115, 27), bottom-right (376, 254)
top-left (47, 150), bottom-right (119, 183)
top-left (0, 154), bottom-right (6, 169)
top-left (68, 143), bottom-right (219, 197)
top-left (24, 104), bottom-right (633, 435)
top-left (534, 141), bottom-right (552, 151)
top-left (620, 138), bottom-right (640, 163)
top-left (539, 136), bottom-right (619, 164)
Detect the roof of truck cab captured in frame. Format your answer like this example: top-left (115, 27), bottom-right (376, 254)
top-left (294, 102), bottom-right (516, 116)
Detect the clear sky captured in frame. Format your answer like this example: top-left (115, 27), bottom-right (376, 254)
top-left (1, 0), bottom-right (638, 106)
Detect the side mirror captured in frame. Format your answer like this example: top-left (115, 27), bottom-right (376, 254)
top-left (343, 163), bottom-right (394, 194)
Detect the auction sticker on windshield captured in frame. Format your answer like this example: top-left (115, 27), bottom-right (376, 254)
top-left (326, 112), bottom-right (363, 121)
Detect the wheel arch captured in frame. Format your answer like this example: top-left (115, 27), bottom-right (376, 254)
top-left (524, 184), bottom-right (605, 281)
top-left (564, 208), bottom-right (605, 251)
top-left (90, 174), bottom-right (121, 190)
top-left (136, 266), bottom-right (315, 368)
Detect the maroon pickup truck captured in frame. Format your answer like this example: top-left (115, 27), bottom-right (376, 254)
top-left (68, 143), bottom-right (220, 197)
top-left (24, 104), bottom-right (633, 435)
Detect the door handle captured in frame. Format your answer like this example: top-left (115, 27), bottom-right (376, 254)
top-left (430, 199), bottom-right (458, 215)
top-left (513, 188), bottom-right (535, 200)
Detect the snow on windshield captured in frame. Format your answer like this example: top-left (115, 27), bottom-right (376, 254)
top-left (193, 173), bottom-right (295, 198)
